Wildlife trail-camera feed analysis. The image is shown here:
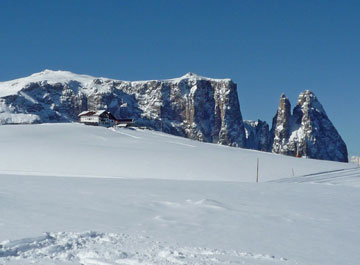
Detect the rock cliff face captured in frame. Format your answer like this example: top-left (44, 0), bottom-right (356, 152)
top-left (271, 90), bottom-right (348, 162)
top-left (270, 93), bottom-right (292, 155)
top-left (0, 70), bottom-right (246, 147)
top-left (244, 120), bottom-right (270, 151)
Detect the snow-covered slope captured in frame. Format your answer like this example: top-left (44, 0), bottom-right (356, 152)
top-left (272, 167), bottom-right (360, 186)
top-left (0, 124), bottom-right (359, 265)
top-left (2, 174), bottom-right (359, 265)
top-left (0, 123), bottom-right (352, 182)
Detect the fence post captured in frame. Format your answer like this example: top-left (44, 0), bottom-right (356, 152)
top-left (256, 158), bottom-right (259, 183)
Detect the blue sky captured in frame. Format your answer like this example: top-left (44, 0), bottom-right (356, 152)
top-left (0, 0), bottom-right (359, 156)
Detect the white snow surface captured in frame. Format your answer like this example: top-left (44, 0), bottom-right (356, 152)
top-left (132, 72), bottom-right (232, 84)
top-left (0, 70), bottom-right (97, 97)
top-left (0, 123), bottom-right (352, 181)
top-left (0, 70), bottom-right (231, 98)
top-left (0, 123), bottom-right (359, 265)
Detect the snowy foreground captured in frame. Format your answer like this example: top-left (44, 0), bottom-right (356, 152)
top-left (0, 124), bottom-right (359, 265)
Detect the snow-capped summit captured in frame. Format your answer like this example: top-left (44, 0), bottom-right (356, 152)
top-left (28, 69), bottom-right (96, 82)
top-left (179, 72), bottom-right (230, 81)
top-left (0, 70), bottom-right (99, 98)
top-left (183, 72), bottom-right (198, 78)
top-left (161, 72), bottom-right (232, 83)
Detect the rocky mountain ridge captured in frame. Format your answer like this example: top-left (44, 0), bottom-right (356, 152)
top-left (270, 91), bottom-right (348, 162)
top-left (0, 70), bottom-right (246, 147)
top-left (0, 70), bottom-right (348, 162)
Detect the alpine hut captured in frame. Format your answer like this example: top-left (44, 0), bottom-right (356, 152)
top-left (78, 110), bottom-right (117, 127)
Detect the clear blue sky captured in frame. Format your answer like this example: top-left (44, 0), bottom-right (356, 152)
top-left (1, 0), bottom-right (359, 156)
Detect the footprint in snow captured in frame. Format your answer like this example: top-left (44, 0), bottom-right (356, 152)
top-left (0, 231), bottom-right (290, 265)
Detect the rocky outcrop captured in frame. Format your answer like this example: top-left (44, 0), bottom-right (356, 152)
top-left (271, 90), bottom-right (348, 162)
top-left (244, 120), bottom-right (270, 151)
top-left (270, 93), bottom-right (292, 155)
top-left (0, 70), bottom-right (246, 148)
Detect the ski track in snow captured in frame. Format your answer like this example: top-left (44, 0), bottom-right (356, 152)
top-left (166, 141), bottom-right (196, 148)
top-left (147, 131), bottom-right (183, 139)
top-left (0, 232), bottom-right (290, 265)
top-left (272, 167), bottom-right (360, 187)
top-left (110, 129), bottom-right (142, 139)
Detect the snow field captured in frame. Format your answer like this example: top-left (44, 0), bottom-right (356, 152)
top-left (0, 123), bottom-right (359, 265)
top-left (273, 167), bottom-right (360, 186)
top-left (0, 123), bottom-right (353, 182)
top-left (1, 173), bottom-right (360, 265)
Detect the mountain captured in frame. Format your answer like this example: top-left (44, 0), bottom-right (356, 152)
top-left (0, 70), bottom-right (246, 147)
top-left (270, 90), bottom-right (348, 162)
top-left (0, 70), bottom-right (348, 162)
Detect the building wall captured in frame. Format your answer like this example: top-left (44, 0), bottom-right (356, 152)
top-left (80, 116), bottom-right (99, 123)
top-left (80, 115), bottom-right (116, 127)
top-left (99, 117), bottom-right (115, 127)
